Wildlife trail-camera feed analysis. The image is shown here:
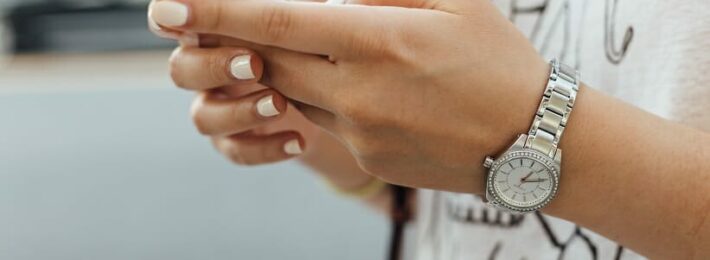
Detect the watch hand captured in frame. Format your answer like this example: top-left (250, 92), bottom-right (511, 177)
top-left (520, 171), bottom-right (535, 182)
top-left (522, 178), bottom-right (548, 183)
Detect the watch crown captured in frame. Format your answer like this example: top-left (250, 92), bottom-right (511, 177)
top-left (483, 156), bottom-right (494, 168)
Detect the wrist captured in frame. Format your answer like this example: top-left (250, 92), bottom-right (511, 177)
top-left (482, 59), bottom-right (579, 212)
top-left (478, 56), bottom-right (550, 156)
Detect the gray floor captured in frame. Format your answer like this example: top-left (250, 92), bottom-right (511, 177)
top-left (0, 89), bottom-right (387, 260)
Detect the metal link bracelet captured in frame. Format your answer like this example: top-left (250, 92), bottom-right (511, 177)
top-left (525, 59), bottom-right (580, 158)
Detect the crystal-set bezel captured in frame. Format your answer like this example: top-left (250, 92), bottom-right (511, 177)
top-left (486, 149), bottom-right (560, 212)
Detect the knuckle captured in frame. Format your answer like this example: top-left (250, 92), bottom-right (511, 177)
top-left (239, 157), bottom-right (260, 166)
top-left (258, 144), bottom-right (279, 162)
top-left (355, 26), bottom-right (413, 63)
top-left (168, 48), bottom-right (189, 89)
top-left (205, 51), bottom-right (230, 84)
top-left (204, 0), bottom-right (226, 32)
top-left (227, 147), bottom-right (247, 165)
top-left (258, 3), bottom-right (293, 44)
top-left (349, 34), bottom-right (390, 57)
top-left (225, 143), bottom-right (253, 165)
top-left (190, 97), bottom-right (210, 135)
top-left (345, 27), bottom-right (400, 58)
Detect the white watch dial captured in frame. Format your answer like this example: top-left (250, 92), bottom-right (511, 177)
top-left (492, 157), bottom-right (556, 209)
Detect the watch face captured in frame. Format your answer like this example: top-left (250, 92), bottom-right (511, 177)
top-left (487, 150), bottom-right (559, 211)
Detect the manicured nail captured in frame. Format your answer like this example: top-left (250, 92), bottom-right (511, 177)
top-left (148, 15), bottom-right (181, 39)
top-left (230, 55), bottom-right (256, 80)
top-left (150, 1), bottom-right (189, 27)
top-left (256, 95), bottom-right (280, 117)
top-left (284, 139), bottom-right (303, 155)
top-left (148, 15), bottom-right (162, 31)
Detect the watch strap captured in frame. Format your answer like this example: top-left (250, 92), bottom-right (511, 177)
top-left (525, 59), bottom-right (580, 157)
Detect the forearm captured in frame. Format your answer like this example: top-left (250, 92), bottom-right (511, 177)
top-left (539, 85), bottom-right (710, 259)
top-left (299, 133), bottom-right (394, 215)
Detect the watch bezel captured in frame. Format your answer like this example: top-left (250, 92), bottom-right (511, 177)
top-left (486, 149), bottom-right (560, 212)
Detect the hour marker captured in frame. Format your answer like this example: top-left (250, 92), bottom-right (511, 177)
top-left (532, 193), bottom-right (538, 199)
top-left (512, 194), bottom-right (517, 200)
top-left (529, 160), bottom-right (535, 167)
top-left (523, 194), bottom-right (527, 202)
top-left (508, 162), bottom-right (515, 169)
top-left (519, 159), bottom-right (523, 167)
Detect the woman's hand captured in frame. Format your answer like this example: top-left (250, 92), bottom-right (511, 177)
top-left (169, 45), bottom-right (324, 165)
top-left (149, 0), bottom-right (549, 194)
top-left (149, 1), bottom-right (710, 258)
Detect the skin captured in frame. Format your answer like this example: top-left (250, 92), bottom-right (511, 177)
top-left (148, 0), bottom-right (710, 259)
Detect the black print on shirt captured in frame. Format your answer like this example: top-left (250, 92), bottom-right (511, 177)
top-left (535, 212), bottom-right (598, 260)
top-left (506, 0), bottom-right (633, 66)
top-left (509, 0), bottom-right (571, 63)
top-left (604, 0), bottom-right (634, 64)
top-left (447, 197), bottom-right (629, 260)
top-left (446, 198), bottom-right (526, 228)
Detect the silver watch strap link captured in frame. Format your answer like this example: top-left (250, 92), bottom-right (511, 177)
top-left (525, 59), bottom-right (580, 157)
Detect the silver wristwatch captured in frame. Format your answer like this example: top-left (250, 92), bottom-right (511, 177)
top-left (482, 59), bottom-right (579, 213)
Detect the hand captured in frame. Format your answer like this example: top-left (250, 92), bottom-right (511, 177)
top-left (169, 40), bottom-right (389, 209)
top-left (168, 44), bottom-right (324, 165)
top-left (149, 0), bottom-right (550, 194)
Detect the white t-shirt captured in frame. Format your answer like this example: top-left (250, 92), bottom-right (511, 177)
top-left (414, 0), bottom-right (710, 259)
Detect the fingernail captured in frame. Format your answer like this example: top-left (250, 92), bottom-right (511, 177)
top-left (148, 15), bottom-right (163, 31)
top-left (256, 95), bottom-right (280, 117)
top-left (284, 139), bottom-right (303, 155)
top-left (148, 15), bottom-right (181, 39)
top-left (230, 55), bottom-right (256, 80)
top-left (150, 1), bottom-right (189, 27)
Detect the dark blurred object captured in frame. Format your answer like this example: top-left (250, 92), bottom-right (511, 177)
top-left (3, 0), bottom-right (175, 53)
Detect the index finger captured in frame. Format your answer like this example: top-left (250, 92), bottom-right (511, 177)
top-left (149, 0), bottom-right (390, 57)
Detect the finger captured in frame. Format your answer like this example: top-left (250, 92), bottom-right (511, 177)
top-left (170, 46), bottom-right (263, 90)
top-left (198, 34), bottom-right (267, 51)
top-left (192, 90), bottom-right (288, 136)
top-left (344, 0), bottom-right (425, 8)
top-left (148, 1), bottom-right (193, 40)
top-left (148, 0), bottom-right (391, 57)
top-left (262, 48), bottom-right (342, 109)
top-left (193, 34), bottom-right (341, 109)
top-left (212, 131), bottom-right (305, 165)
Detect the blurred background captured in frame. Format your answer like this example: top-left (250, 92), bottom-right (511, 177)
top-left (0, 1), bottom-right (387, 259)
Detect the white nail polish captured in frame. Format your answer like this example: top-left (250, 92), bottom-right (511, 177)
top-left (257, 95), bottom-right (280, 117)
top-left (150, 1), bottom-right (189, 27)
top-left (284, 139), bottom-right (303, 155)
top-left (230, 55), bottom-right (256, 80)
top-left (149, 15), bottom-right (182, 39)
top-left (148, 16), bottom-right (163, 31)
